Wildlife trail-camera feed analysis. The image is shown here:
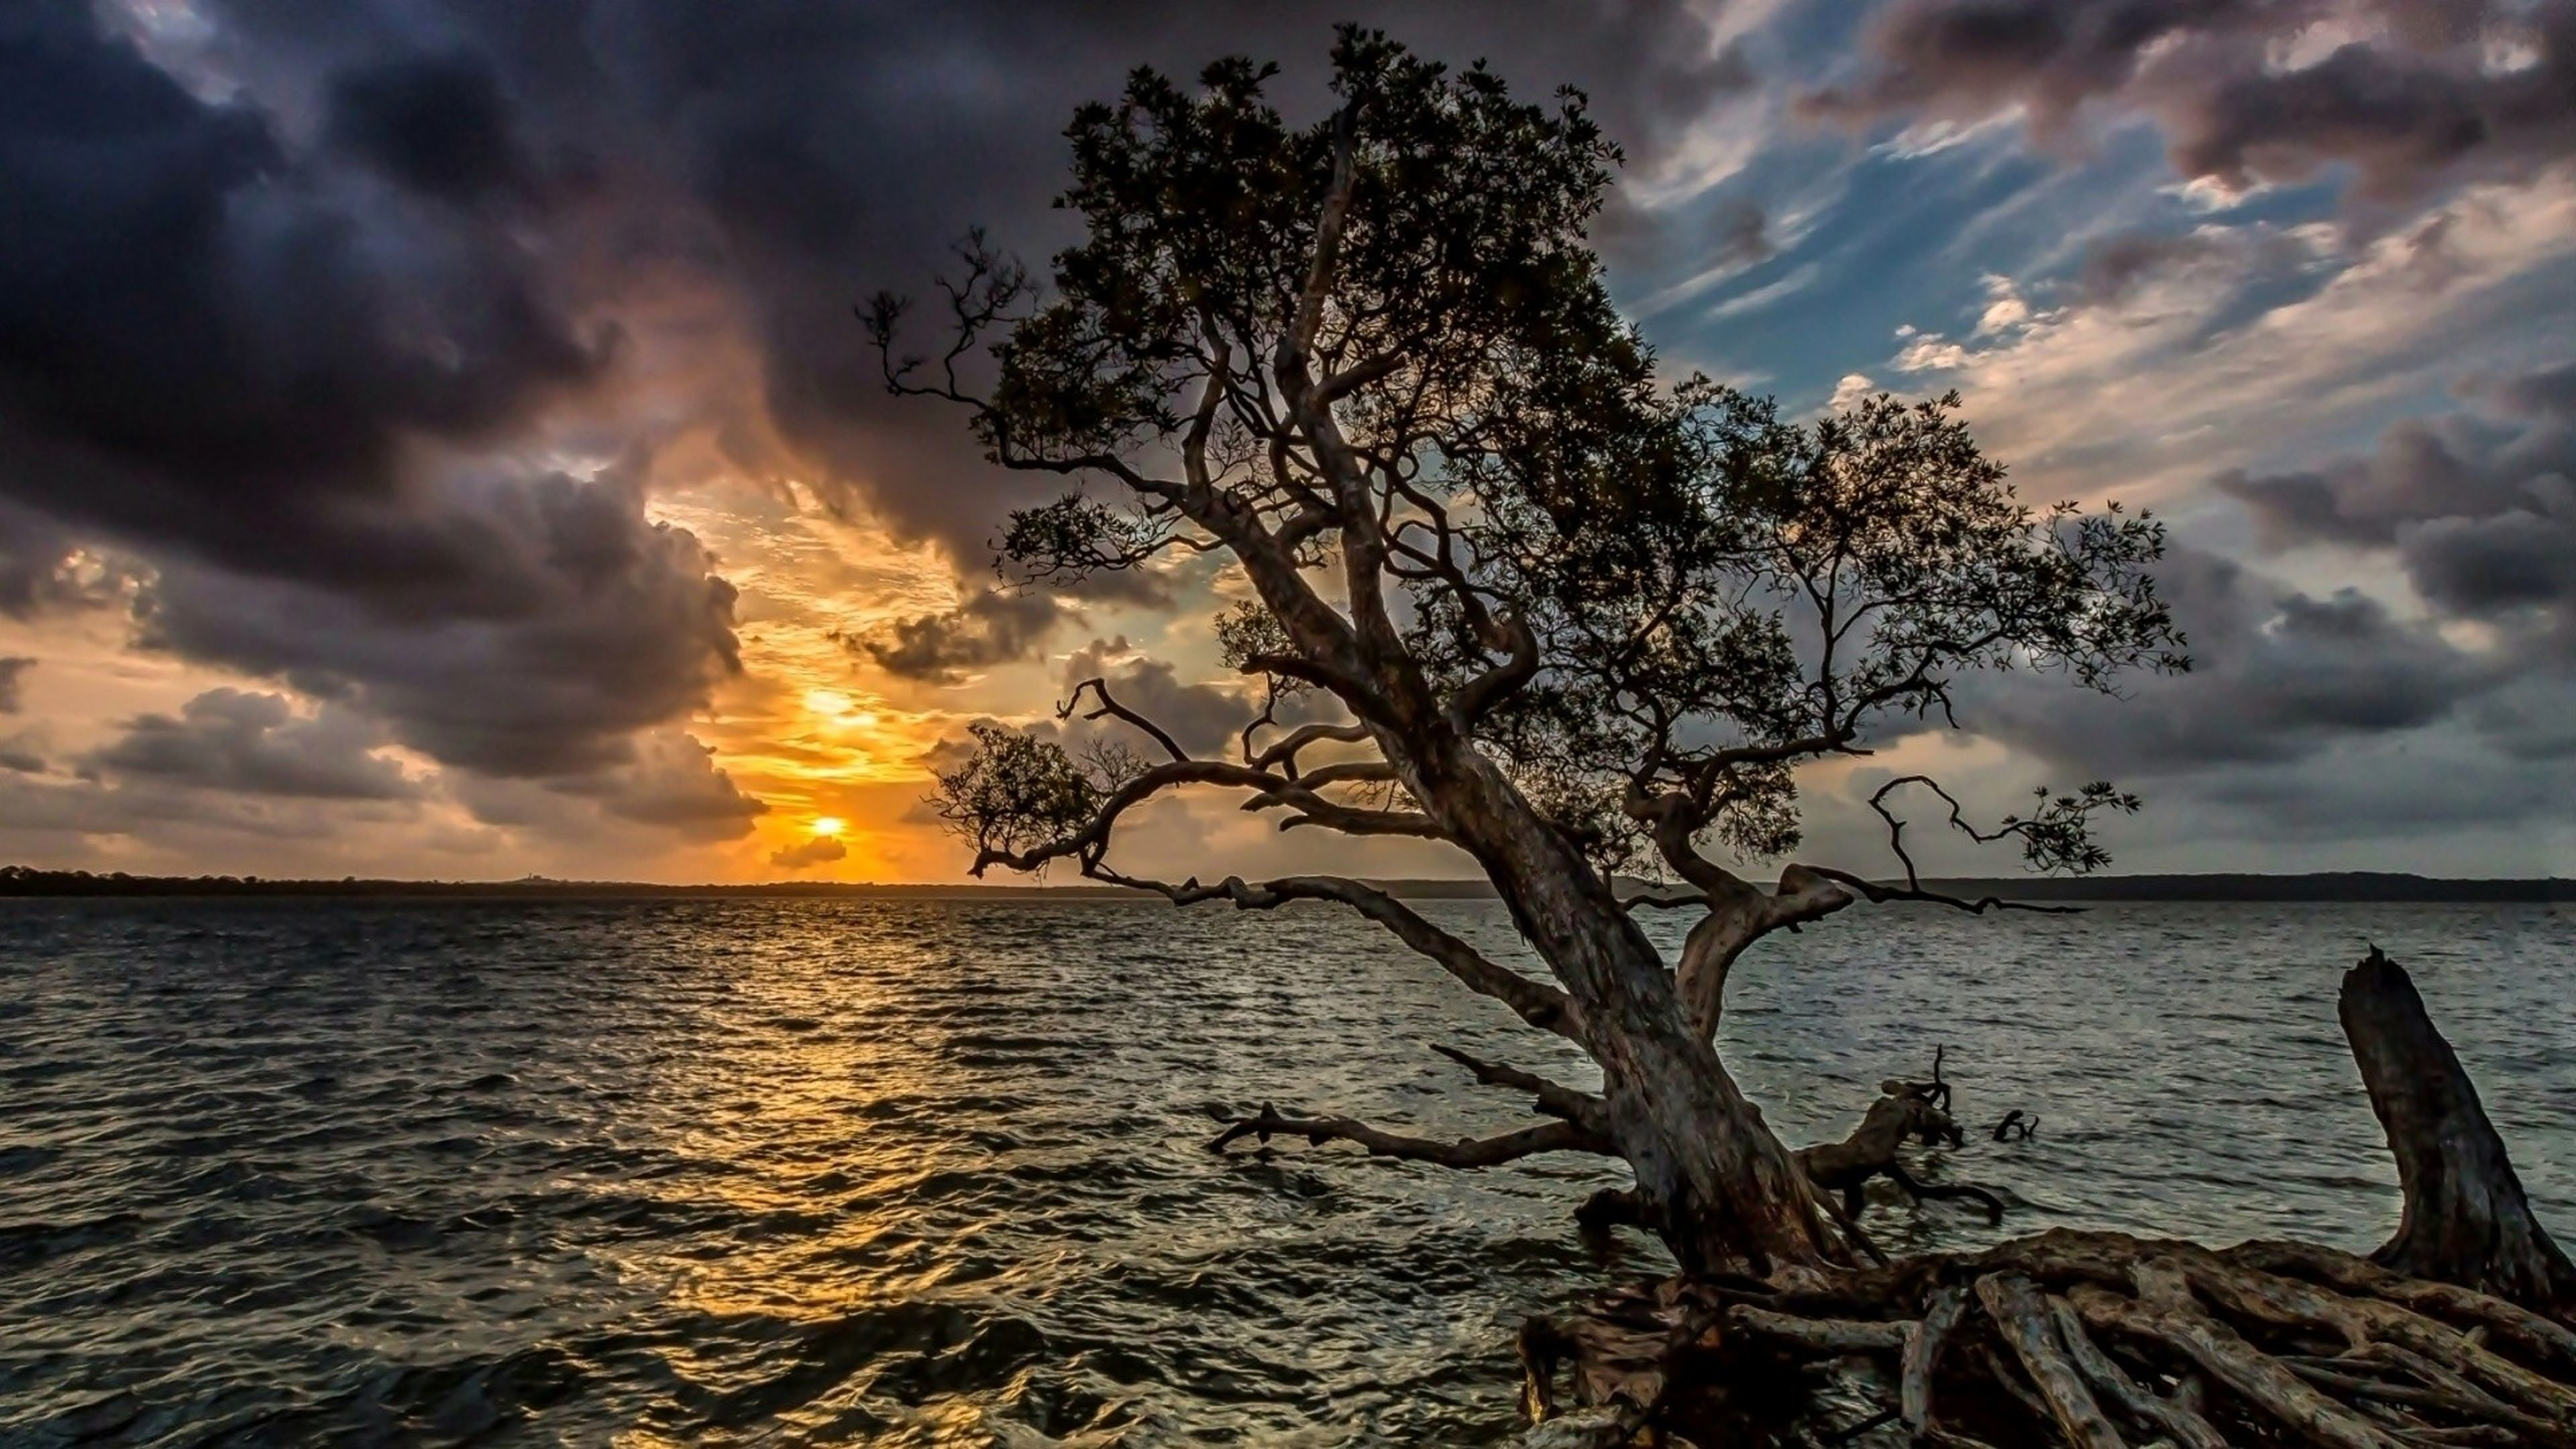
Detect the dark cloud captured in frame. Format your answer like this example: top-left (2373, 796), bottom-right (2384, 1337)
top-left (174, 0), bottom-right (1754, 562)
top-left (1984, 365), bottom-right (2576, 800)
top-left (85, 688), bottom-right (419, 799)
top-left (0, 4), bottom-right (751, 813)
top-left (2475, 358), bottom-right (2576, 417)
top-left (770, 834), bottom-right (847, 869)
top-left (0, 2), bottom-right (610, 592)
top-left (547, 731), bottom-right (767, 839)
top-left (854, 590), bottom-right (1071, 684)
top-left (446, 729), bottom-right (764, 841)
top-left (2222, 361), bottom-right (2576, 654)
top-left (1802, 0), bottom-right (2576, 204)
top-left (1971, 545), bottom-right (2496, 774)
top-left (0, 657), bottom-right (28, 713)
top-left (5, 1), bottom-right (1752, 825)
top-left (135, 470), bottom-right (741, 777)
top-left (322, 50), bottom-right (536, 205)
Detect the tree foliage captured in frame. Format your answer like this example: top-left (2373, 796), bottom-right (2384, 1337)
top-left (884, 27), bottom-right (2184, 907)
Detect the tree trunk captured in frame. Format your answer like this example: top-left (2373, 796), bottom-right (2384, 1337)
top-left (1416, 733), bottom-right (1846, 1277)
top-left (2341, 946), bottom-right (2576, 1316)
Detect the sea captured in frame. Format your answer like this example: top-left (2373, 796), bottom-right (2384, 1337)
top-left (1, 898), bottom-right (2567, 1445)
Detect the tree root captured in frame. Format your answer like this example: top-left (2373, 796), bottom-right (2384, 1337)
top-left (1520, 1228), bottom-right (2576, 1448)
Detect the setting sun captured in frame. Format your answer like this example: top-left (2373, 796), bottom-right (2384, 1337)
top-left (810, 817), bottom-right (845, 837)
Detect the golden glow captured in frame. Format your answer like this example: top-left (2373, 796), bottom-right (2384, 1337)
top-left (634, 480), bottom-right (1204, 881)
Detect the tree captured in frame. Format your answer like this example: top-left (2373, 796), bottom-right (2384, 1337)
top-left (878, 31), bottom-right (2576, 1444)
top-left (870, 29), bottom-right (2182, 1281)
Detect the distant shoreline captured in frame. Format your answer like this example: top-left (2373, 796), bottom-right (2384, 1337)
top-left (1, 867), bottom-right (2567, 903)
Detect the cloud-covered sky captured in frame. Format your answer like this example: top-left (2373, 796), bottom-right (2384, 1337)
top-left (3, 0), bottom-right (2571, 882)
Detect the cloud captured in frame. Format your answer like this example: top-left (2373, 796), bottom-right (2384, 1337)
top-left (2222, 358), bottom-right (2576, 655)
top-left (84, 688), bottom-right (420, 800)
top-left (131, 0), bottom-right (1761, 568)
top-left (134, 469), bottom-right (741, 778)
top-left (1059, 637), bottom-right (1283, 760)
top-left (769, 835), bottom-right (848, 870)
top-left (0, 5), bottom-right (749, 802)
top-left (1880, 173), bottom-right (2576, 505)
top-left (0, 3), bottom-right (610, 594)
top-left (322, 50), bottom-right (539, 207)
top-left (853, 589), bottom-right (1071, 684)
top-left (1708, 195), bottom-right (1777, 268)
top-left (2069, 228), bottom-right (2239, 305)
top-left (1971, 545), bottom-right (2496, 775)
top-left (1801, 0), bottom-right (2576, 207)
top-left (447, 729), bottom-right (765, 843)
top-left (549, 730), bottom-right (768, 839)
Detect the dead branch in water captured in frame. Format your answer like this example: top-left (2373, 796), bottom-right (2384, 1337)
top-left (1795, 1052), bottom-right (2008, 1227)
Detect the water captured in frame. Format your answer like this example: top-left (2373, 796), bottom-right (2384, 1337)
top-left (1, 898), bottom-right (2567, 1446)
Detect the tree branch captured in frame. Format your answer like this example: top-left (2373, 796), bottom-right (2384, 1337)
top-left (1099, 869), bottom-right (1582, 1039)
top-left (1801, 865), bottom-right (2080, 918)
top-left (1271, 800), bottom-right (1447, 837)
top-left (969, 759), bottom-right (1282, 875)
top-left (1676, 864), bottom-right (1858, 1036)
top-left (1208, 1104), bottom-right (1606, 1167)
top-left (1427, 1042), bottom-right (1609, 1133)
top-left (1448, 612), bottom-right (1540, 729)
top-left (1059, 677), bottom-right (1189, 763)
top-left (1248, 720), bottom-right (1372, 773)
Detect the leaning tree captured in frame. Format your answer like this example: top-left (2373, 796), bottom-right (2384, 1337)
top-left (874, 32), bottom-right (2576, 1444)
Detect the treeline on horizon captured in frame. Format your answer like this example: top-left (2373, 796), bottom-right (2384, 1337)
top-left (0, 865), bottom-right (2568, 902)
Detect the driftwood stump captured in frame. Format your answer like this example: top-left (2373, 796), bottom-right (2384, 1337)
top-left (1520, 950), bottom-right (2576, 1447)
top-left (2343, 945), bottom-right (2576, 1316)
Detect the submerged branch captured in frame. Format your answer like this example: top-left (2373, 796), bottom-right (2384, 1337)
top-left (1207, 1104), bottom-right (1607, 1167)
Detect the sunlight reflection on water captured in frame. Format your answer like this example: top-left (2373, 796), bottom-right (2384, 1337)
top-left (0, 898), bottom-right (2567, 1444)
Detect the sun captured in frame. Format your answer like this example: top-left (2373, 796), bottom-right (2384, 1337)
top-left (810, 817), bottom-right (845, 837)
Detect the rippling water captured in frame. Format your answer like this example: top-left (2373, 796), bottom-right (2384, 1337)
top-left (2, 898), bottom-right (2568, 1445)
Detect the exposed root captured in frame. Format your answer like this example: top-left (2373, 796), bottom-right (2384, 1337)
top-left (1977, 1271), bottom-right (2125, 1447)
top-left (1521, 1228), bottom-right (2576, 1447)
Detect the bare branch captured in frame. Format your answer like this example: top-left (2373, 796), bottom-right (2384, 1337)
top-left (1248, 720), bottom-right (1372, 773)
top-left (1102, 869), bottom-right (1582, 1039)
top-left (1868, 774), bottom-right (2137, 888)
top-left (1059, 678), bottom-right (1189, 763)
top-left (1272, 800), bottom-right (1447, 838)
top-left (1426, 1042), bottom-right (1609, 1132)
top-left (1208, 1104), bottom-right (1606, 1167)
top-left (968, 759), bottom-right (1279, 875)
top-left (1276, 759), bottom-right (1399, 790)
top-left (1801, 865), bottom-right (2081, 918)
top-left (1283, 99), bottom-right (1359, 368)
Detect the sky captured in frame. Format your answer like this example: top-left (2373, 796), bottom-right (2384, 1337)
top-left (2, 0), bottom-right (2572, 884)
